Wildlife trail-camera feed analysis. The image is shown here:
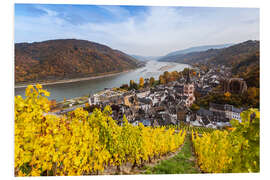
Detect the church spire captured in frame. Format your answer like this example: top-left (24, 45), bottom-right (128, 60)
top-left (186, 68), bottom-right (191, 84)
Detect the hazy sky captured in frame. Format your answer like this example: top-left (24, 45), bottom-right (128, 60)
top-left (14, 4), bottom-right (259, 56)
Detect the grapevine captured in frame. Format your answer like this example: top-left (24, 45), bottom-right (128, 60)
top-left (15, 84), bottom-right (186, 176)
top-left (191, 109), bottom-right (260, 173)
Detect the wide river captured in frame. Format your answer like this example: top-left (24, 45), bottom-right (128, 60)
top-left (15, 61), bottom-right (190, 101)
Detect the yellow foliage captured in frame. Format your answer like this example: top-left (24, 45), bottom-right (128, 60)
top-left (15, 85), bottom-right (186, 176)
top-left (139, 77), bottom-right (144, 88)
top-left (191, 109), bottom-right (260, 173)
top-left (224, 91), bottom-right (231, 97)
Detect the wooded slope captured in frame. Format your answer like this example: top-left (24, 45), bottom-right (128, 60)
top-left (15, 39), bottom-right (141, 83)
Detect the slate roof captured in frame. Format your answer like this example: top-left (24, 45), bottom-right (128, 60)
top-left (209, 103), bottom-right (233, 111)
top-left (197, 108), bottom-right (213, 116)
top-left (138, 98), bottom-right (152, 104)
top-left (141, 119), bottom-right (151, 126)
top-left (232, 107), bottom-right (242, 113)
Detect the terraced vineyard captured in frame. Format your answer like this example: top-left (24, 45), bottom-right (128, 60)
top-left (191, 109), bottom-right (260, 173)
top-left (15, 85), bottom-right (186, 176)
top-left (14, 84), bottom-right (260, 176)
top-left (166, 124), bottom-right (216, 134)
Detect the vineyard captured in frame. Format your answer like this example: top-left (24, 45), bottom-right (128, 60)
top-left (14, 84), bottom-right (260, 176)
top-left (166, 124), bottom-right (216, 134)
top-left (191, 108), bottom-right (260, 173)
top-left (15, 85), bottom-right (186, 176)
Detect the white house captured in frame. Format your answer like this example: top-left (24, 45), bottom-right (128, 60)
top-left (232, 107), bottom-right (242, 122)
top-left (88, 95), bottom-right (99, 106)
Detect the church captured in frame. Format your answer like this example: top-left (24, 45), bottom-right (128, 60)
top-left (175, 68), bottom-right (196, 107)
top-left (183, 69), bottom-right (196, 107)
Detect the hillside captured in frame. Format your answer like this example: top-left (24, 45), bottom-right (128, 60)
top-left (158, 43), bottom-right (233, 62)
top-left (158, 40), bottom-right (259, 88)
top-left (232, 51), bottom-right (260, 88)
top-left (206, 40), bottom-right (259, 88)
top-left (166, 43), bottom-right (233, 57)
top-left (158, 49), bottom-right (222, 64)
top-left (208, 40), bottom-right (259, 66)
top-left (15, 39), bottom-right (142, 83)
top-left (158, 40), bottom-right (259, 66)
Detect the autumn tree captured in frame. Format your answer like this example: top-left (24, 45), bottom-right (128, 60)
top-left (120, 84), bottom-right (129, 90)
top-left (171, 71), bottom-right (180, 81)
top-left (49, 99), bottom-right (57, 109)
top-left (182, 68), bottom-right (190, 76)
top-left (150, 77), bottom-right (155, 86)
top-left (164, 71), bottom-right (170, 81)
top-left (159, 75), bottom-right (166, 84)
top-left (224, 91), bottom-right (231, 97)
top-left (190, 103), bottom-right (200, 112)
top-left (224, 91), bottom-right (232, 102)
top-left (129, 80), bottom-right (134, 89)
top-left (133, 82), bottom-right (139, 90)
top-left (246, 87), bottom-right (259, 107)
top-left (139, 77), bottom-right (144, 88)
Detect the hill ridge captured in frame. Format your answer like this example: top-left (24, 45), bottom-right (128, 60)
top-left (15, 39), bottom-right (142, 84)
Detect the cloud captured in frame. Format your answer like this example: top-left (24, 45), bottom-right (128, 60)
top-left (98, 5), bottom-right (131, 19)
top-left (34, 5), bottom-right (59, 17)
top-left (15, 5), bottom-right (259, 56)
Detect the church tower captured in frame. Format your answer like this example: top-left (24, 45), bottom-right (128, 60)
top-left (185, 68), bottom-right (191, 84)
top-left (183, 68), bottom-right (195, 107)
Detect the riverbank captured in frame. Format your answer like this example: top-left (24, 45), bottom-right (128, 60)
top-left (15, 69), bottom-right (135, 89)
top-left (15, 61), bottom-right (190, 101)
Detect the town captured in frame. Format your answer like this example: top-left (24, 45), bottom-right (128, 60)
top-left (49, 64), bottom-right (249, 130)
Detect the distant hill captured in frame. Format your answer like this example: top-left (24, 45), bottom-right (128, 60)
top-left (158, 40), bottom-right (259, 65)
top-left (207, 40), bottom-right (259, 66)
top-left (158, 43), bottom-right (233, 62)
top-left (131, 55), bottom-right (161, 62)
top-left (231, 48), bottom-right (259, 88)
top-left (167, 43), bottom-right (234, 56)
top-left (211, 40), bottom-right (260, 88)
top-left (15, 39), bottom-right (142, 83)
top-left (158, 49), bottom-right (221, 64)
top-left (158, 40), bottom-right (259, 88)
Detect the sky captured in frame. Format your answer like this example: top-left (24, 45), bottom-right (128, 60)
top-left (14, 4), bottom-right (259, 56)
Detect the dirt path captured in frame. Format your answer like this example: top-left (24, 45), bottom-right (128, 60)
top-left (142, 135), bottom-right (201, 174)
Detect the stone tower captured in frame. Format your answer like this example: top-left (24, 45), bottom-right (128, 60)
top-left (184, 69), bottom-right (195, 107)
top-left (222, 78), bottom-right (248, 94)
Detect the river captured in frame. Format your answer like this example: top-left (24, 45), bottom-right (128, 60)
top-left (15, 61), bottom-right (190, 101)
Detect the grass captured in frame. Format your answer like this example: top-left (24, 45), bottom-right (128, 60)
top-left (143, 136), bottom-right (200, 174)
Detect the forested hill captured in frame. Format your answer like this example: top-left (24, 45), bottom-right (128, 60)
top-left (160, 43), bottom-right (233, 59)
top-left (15, 39), bottom-right (142, 83)
top-left (158, 40), bottom-right (259, 66)
top-left (197, 40), bottom-right (259, 88)
top-left (158, 40), bottom-right (259, 88)
top-left (207, 40), bottom-right (259, 66)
